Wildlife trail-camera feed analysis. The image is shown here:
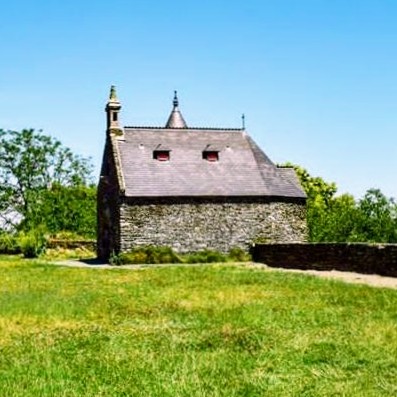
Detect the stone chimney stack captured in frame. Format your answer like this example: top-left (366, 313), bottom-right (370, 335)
top-left (106, 85), bottom-right (123, 137)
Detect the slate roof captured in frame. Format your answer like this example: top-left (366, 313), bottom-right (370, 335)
top-left (114, 127), bottom-right (306, 199)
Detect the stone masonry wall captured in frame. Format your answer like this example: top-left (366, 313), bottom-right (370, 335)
top-left (119, 200), bottom-right (307, 253)
top-left (252, 243), bottom-right (397, 277)
top-left (97, 137), bottom-right (122, 260)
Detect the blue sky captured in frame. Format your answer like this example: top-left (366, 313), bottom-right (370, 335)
top-left (1, 0), bottom-right (396, 198)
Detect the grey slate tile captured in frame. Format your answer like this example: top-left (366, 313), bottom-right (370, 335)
top-left (115, 128), bottom-right (306, 199)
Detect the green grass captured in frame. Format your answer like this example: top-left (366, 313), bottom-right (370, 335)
top-left (0, 255), bottom-right (396, 396)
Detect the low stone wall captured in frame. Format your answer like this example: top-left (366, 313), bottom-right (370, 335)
top-left (0, 239), bottom-right (96, 255)
top-left (119, 199), bottom-right (307, 254)
top-left (251, 243), bottom-right (397, 277)
top-left (47, 239), bottom-right (96, 251)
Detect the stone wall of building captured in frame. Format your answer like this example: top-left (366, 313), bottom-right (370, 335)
top-left (252, 243), bottom-right (397, 277)
top-left (119, 199), bottom-right (307, 253)
top-left (97, 137), bottom-right (122, 260)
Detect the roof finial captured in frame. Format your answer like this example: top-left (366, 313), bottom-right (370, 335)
top-left (165, 90), bottom-right (187, 128)
top-left (173, 90), bottom-right (179, 107)
top-left (242, 113), bottom-right (245, 130)
top-left (109, 85), bottom-right (118, 100)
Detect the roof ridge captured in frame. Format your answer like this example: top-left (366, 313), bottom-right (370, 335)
top-left (124, 126), bottom-right (244, 131)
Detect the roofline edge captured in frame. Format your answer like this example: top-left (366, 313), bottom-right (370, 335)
top-left (123, 126), bottom-right (245, 131)
top-left (120, 195), bottom-right (307, 205)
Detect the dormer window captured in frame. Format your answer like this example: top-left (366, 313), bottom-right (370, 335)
top-left (153, 150), bottom-right (170, 161)
top-left (203, 150), bottom-right (219, 162)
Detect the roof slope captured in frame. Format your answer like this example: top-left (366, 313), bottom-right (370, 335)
top-left (115, 127), bottom-right (306, 199)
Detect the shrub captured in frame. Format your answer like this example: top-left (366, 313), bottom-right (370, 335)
top-left (42, 246), bottom-right (95, 260)
top-left (109, 251), bottom-right (124, 266)
top-left (51, 231), bottom-right (87, 240)
top-left (184, 249), bottom-right (227, 264)
top-left (17, 229), bottom-right (48, 258)
top-left (0, 233), bottom-right (19, 254)
top-left (228, 247), bottom-right (252, 262)
top-left (145, 246), bottom-right (182, 264)
top-left (108, 246), bottom-right (251, 265)
top-left (111, 246), bottom-right (183, 265)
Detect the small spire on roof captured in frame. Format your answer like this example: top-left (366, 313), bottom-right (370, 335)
top-left (165, 90), bottom-right (188, 129)
top-left (173, 90), bottom-right (179, 107)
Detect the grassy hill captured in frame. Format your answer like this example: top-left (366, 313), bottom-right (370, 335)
top-left (0, 256), bottom-right (396, 396)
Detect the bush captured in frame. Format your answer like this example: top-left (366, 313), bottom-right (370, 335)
top-left (184, 249), bottom-right (227, 264)
top-left (112, 246), bottom-right (183, 265)
top-left (17, 229), bottom-right (48, 258)
top-left (228, 247), bottom-right (252, 262)
top-left (42, 246), bottom-right (95, 260)
top-left (109, 246), bottom-right (251, 265)
top-left (51, 231), bottom-right (87, 240)
top-left (109, 251), bottom-right (124, 266)
top-left (146, 246), bottom-right (183, 264)
top-left (0, 233), bottom-right (19, 254)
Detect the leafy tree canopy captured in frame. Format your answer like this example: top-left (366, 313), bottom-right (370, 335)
top-left (281, 163), bottom-right (397, 243)
top-left (0, 129), bottom-right (94, 232)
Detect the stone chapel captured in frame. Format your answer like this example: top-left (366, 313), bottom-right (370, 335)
top-left (97, 86), bottom-right (306, 259)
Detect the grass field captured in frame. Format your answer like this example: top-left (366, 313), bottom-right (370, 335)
top-left (0, 255), bottom-right (396, 396)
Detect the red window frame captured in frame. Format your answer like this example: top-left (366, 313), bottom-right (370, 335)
top-left (203, 151), bottom-right (219, 162)
top-left (153, 150), bottom-right (170, 161)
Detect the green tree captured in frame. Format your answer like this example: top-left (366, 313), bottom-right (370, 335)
top-left (282, 163), bottom-right (338, 241)
top-left (316, 193), bottom-right (359, 242)
top-left (0, 129), bottom-right (93, 233)
top-left (355, 188), bottom-right (397, 243)
top-left (25, 184), bottom-right (97, 238)
top-left (282, 163), bottom-right (397, 243)
top-left (290, 164), bottom-right (337, 207)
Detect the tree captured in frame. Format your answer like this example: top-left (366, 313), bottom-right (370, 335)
top-left (289, 164), bottom-right (337, 207)
top-left (282, 163), bottom-right (397, 243)
top-left (281, 163), bottom-right (339, 241)
top-left (316, 193), bottom-right (359, 242)
top-left (355, 189), bottom-right (397, 243)
top-left (22, 184), bottom-right (97, 238)
top-left (0, 129), bottom-right (93, 232)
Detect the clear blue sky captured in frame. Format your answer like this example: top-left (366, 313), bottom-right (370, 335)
top-left (1, 0), bottom-right (396, 199)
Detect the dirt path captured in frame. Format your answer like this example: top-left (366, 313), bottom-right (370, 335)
top-left (51, 259), bottom-right (397, 290)
top-left (251, 263), bottom-right (397, 289)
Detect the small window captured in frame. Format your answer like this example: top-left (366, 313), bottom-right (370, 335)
top-left (203, 151), bottom-right (219, 162)
top-left (153, 150), bottom-right (170, 161)
top-left (112, 112), bottom-right (118, 122)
